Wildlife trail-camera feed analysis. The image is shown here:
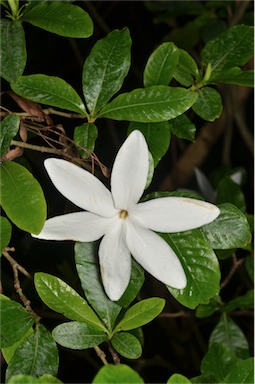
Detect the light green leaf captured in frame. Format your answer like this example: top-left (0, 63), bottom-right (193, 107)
top-left (166, 229), bottom-right (220, 309)
top-left (0, 216), bottom-right (12, 254)
top-left (0, 114), bottom-right (20, 158)
top-left (23, 2), bottom-right (93, 38)
top-left (74, 123), bottom-right (98, 159)
top-left (52, 321), bottom-right (107, 349)
top-left (0, 20), bottom-right (26, 83)
top-left (128, 121), bottom-right (170, 166)
top-left (92, 364), bottom-right (144, 384)
top-left (173, 49), bottom-right (199, 86)
top-left (167, 373), bottom-right (192, 383)
top-left (222, 357), bottom-right (254, 384)
top-left (223, 290), bottom-right (254, 313)
top-left (0, 161), bottom-right (46, 234)
top-left (111, 332), bottom-right (142, 359)
top-left (98, 86), bottom-right (198, 122)
top-left (192, 87), bottom-right (222, 122)
top-left (168, 114), bottom-right (196, 141)
top-left (11, 75), bottom-right (87, 114)
top-left (34, 272), bottom-right (105, 331)
top-left (114, 297), bottom-right (165, 332)
top-left (143, 42), bottom-right (179, 87)
top-left (7, 374), bottom-right (63, 384)
top-left (5, 324), bottom-right (59, 381)
top-left (83, 28), bottom-right (131, 114)
top-left (216, 177), bottom-right (246, 212)
top-left (202, 203), bottom-right (251, 249)
top-left (209, 67), bottom-right (254, 87)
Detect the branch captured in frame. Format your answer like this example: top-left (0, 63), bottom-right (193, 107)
top-left (94, 345), bottom-right (109, 365)
top-left (220, 253), bottom-right (244, 289)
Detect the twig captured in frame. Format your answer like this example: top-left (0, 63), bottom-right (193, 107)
top-left (220, 253), bottom-right (244, 289)
top-left (94, 345), bottom-right (108, 365)
top-left (109, 345), bottom-right (120, 364)
top-left (159, 310), bottom-right (190, 318)
top-left (11, 140), bottom-right (62, 155)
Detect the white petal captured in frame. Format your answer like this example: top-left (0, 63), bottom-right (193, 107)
top-left (111, 130), bottom-right (149, 210)
top-left (126, 220), bottom-right (186, 289)
top-left (44, 158), bottom-right (117, 217)
top-left (132, 197), bottom-right (220, 233)
top-left (32, 212), bottom-right (118, 241)
top-left (99, 222), bottom-right (131, 301)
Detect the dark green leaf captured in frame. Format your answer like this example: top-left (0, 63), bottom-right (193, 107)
top-left (173, 49), bottom-right (199, 86)
top-left (168, 114), bottom-right (196, 141)
top-left (143, 42), bottom-right (179, 87)
top-left (0, 216), bottom-right (12, 253)
top-left (223, 290), bottom-right (254, 312)
top-left (2, 327), bottom-right (33, 364)
top-left (23, 2), bottom-right (93, 38)
top-left (196, 296), bottom-right (221, 318)
top-left (191, 374), bottom-right (217, 383)
top-left (52, 321), bottom-right (107, 349)
top-left (11, 75), bottom-right (87, 114)
top-left (202, 203), bottom-right (251, 249)
top-left (216, 177), bottom-right (246, 212)
top-left (167, 374), bottom-right (192, 383)
top-left (0, 114), bottom-right (20, 158)
top-left (128, 121), bottom-right (170, 166)
top-left (98, 86), bottom-right (198, 122)
top-left (111, 332), bottom-right (142, 359)
top-left (0, 20), bottom-right (26, 83)
top-left (7, 374), bottom-right (62, 384)
top-left (192, 87), bottom-right (222, 122)
top-left (92, 364), bottom-right (144, 384)
top-left (0, 161), bottom-right (46, 234)
top-left (74, 123), bottom-right (98, 159)
top-left (209, 67), bottom-right (254, 87)
top-left (245, 255), bottom-right (254, 282)
top-left (83, 28), bottom-right (131, 114)
top-left (222, 357), bottom-right (254, 384)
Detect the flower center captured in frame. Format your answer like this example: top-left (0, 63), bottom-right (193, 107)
top-left (119, 209), bottom-right (128, 219)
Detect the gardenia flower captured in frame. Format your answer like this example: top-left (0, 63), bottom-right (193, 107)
top-left (33, 130), bottom-right (220, 301)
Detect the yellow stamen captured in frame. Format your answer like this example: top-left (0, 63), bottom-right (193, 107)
top-left (119, 210), bottom-right (128, 219)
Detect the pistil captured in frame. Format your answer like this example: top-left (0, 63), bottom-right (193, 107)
top-left (119, 209), bottom-right (128, 219)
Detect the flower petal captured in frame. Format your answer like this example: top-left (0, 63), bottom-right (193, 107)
top-left (99, 222), bottom-right (131, 301)
top-left (111, 130), bottom-right (149, 210)
top-left (44, 158), bottom-right (117, 217)
top-left (32, 212), bottom-right (117, 241)
top-left (126, 220), bottom-right (186, 289)
top-left (132, 197), bottom-right (220, 233)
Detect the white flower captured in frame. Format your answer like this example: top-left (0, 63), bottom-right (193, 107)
top-left (33, 130), bottom-right (220, 301)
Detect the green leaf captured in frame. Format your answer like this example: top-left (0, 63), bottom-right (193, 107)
top-left (0, 114), bottom-right (20, 158)
top-left (0, 20), bottom-right (26, 83)
top-left (5, 323), bottom-right (59, 381)
top-left (114, 297), bottom-right (165, 332)
top-left (201, 343), bottom-right (237, 381)
top-left (111, 332), bottom-right (142, 359)
top-left (192, 87), bottom-right (222, 122)
top-left (173, 49), bottom-right (199, 86)
top-left (7, 374), bottom-right (63, 384)
top-left (34, 272), bottom-right (105, 331)
top-left (23, 2), bottom-right (93, 38)
top-left (223, 290), bottom-right (254, 313)
top-left (74, 242), bottom-right (122, 332)
top-left (143, 42), bottom-right (179, 87)
top-left (11, 75), bottom-right (87, 115)
top-left (0, 161), bottom-right (46, 234)
top-left (0, 297), bottom-right (34, 348)
top-left (167, 374), bottom-right (192, 383)
top-left (201, 25), bottom-right (254, 73)
top-left (0, 216), bottom-right (12, 253)
top-left (128, 121), bottom-right (170, 166)
top-left (98, 86), bottom-right (198, 122)
top-left (216, 177), bottom-right (246, 212)
top-left (209, 67), bottom-right (254, 87)
top-left (2, 327), bottom-right (33, 364)
top-left (195, 296), bottom-right (221, 319)
top-left (74, 123), bottom-right (98, 159)
top-left (209, 313), bottom-right (250, 359)
top-left (52, 321), bottom-right (107, 350)
top-left (92, 364), bottom-right (144, 384)
top-left (222, 357), bottom-right (254, 384)
top-left (83, 28), bottom-right (131, 114)
top-left (191, 374), bottom-right (216, 383)
top-left (165, 229), bottom-right (220, 309)
top-left (202, 203), bottom-right (251, 249)
top-left (168, 114), bottom-right (196, 141)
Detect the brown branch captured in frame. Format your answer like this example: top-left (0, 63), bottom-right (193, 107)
top-left (109, 345), bottom-right (120, 364)
top-left (220, 253), bottom-right (244, 289)
top-left (159, 310), bottom-right (190, 318)
top-left (94, 345), bottom-right (109, 365)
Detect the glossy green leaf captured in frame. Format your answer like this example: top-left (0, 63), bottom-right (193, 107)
top-left (143, 42), bottom-right (179, 87)
top-left (209, 313), bottom-right (250, 359)
top-left (202, 203), bottom-right (251, 249)
top-left (83, 28), bottom-right (131, 114)
top-left (223, 290), bottom-right (254, 313)
top-left (167, 374), bottom-right (192, 383)
top-left (201, 343), bottom-right (237, 381)
top-left (74, 123), bottom-right (98, 159)
top-left (166, 229), bottom-right (220, 309)
top-left (98, 86), bottom-right (198, 122)
top-left (201, 25), bottom-right (254, 72)
top-left (209, 67), bottom-right (254, 87)
top-left (191, 374), bottom-right (216, 383)
top-left (114, 298), bottom-right (165, 332)
top-left (34, 272), bottom-right (105, 331)
top-left (0, 114), bottom-right (20, 158)
top-left (11, 75), bottom-right (87, 114)
top-left (23, 2), bottom-right (93, 38)
top-left (222, 357), bottom-right (254, 384)
top-left (0, 296), bottom-right (34, 348)
top-left (111, 332), bottom-right (142, 359)
top-left (173, 49), bottom-right (199, 86)
top-left (74, 241), bottom-right (122, 332)
top-left (52, 321), bottom-right (107, 350)
top-left (196, 296), bottom-right (221, 319)
top-left (192, 87), bottom-right (222, 122)
top-left (7, 374), bottom-right (62, 384)
top-left (0, 20), bottom-right (26, 83)
top-left (168, 113), bottom-right (196, 141)
top-left (0, 161), bottom-right (46, 234)
top-left (92, 364), bottom-right (144, 384)
top-left (0, 216), bottom-right (12, 253)
top-left (128, 121), bottom-right (170, 166)
top-left (216, 177), bottom-right (246, 212)
top-left (5, 324), bottom-right (59, 381)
